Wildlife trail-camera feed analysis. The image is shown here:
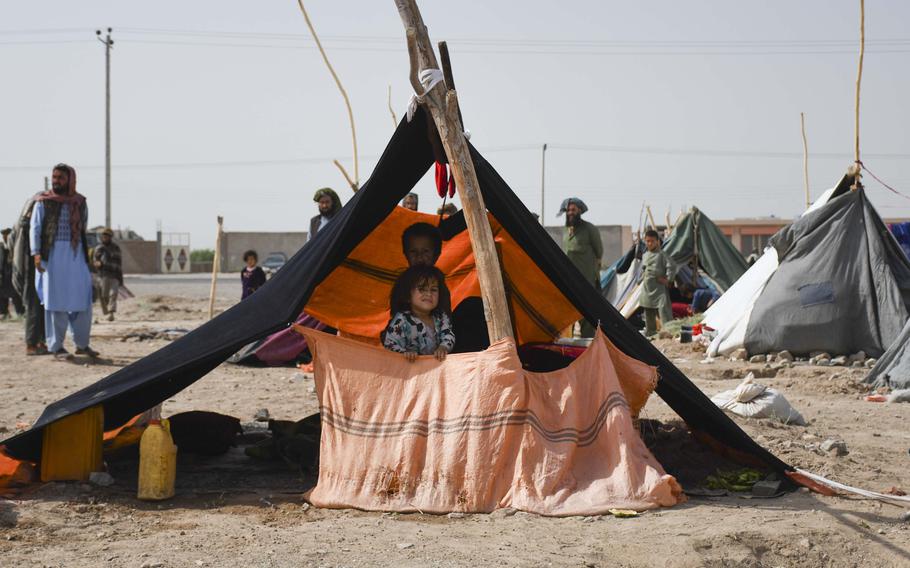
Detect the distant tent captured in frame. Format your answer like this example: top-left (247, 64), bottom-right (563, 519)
top-left (705, 175), bottom-right (910, 358)
top-left (865, 318), bottom-right (910, 390)
top-left (617, 207), bottom-right (748, 318)
top-left (600, 241), bottom-right (644, 309)
top-left (1, 111), bottom-right (789, 506)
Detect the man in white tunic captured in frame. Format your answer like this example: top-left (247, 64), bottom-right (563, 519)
top-left (29, 164), bottom-right (98, 360)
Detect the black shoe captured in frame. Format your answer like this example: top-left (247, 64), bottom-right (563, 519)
top-left (53, 349), bottom-right (74, 361)
top-left (75, 346), bottom-right (100, 358)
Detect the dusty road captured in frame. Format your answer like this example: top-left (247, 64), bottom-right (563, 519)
top-left (0, 278), bottom-right (908, 567)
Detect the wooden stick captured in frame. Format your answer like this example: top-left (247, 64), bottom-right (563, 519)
top-left (333, 159), bottom-right (357, 192)
top-left (387, 85), bottom-right (398, 128)
top-left (800, 112), bottom-right (810, 208)
top-left (297, 0), bottom-right (359, 190)
top-left (437, 41), bottom-right (464, 128)
top-left (645, 205), bottom-right (658, 231)
top-left (208, 216), bottom-right (223, 320)
top-left (854, 0), bottom-right (864, 166)
top-left (395, 0), bottom-right (514, 342)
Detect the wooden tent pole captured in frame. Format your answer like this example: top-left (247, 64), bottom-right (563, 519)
top-left (852, 0), bottom-right (865, 190)
top-left (208, 216), bottom-right (223, 320)
top-left (645, 205), bottom-right (658, 231)
top-left (800, 112), bottom-right (810, 208)
top-left (394, 0), bottom-right (514, 342)
top-left (387, 85), bottom-right (398, 128)
top-left (297, 0), bottom-right (359, 192)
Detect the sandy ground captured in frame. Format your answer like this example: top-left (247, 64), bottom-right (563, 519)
top-left (0, 274), bottom-right (909, 567)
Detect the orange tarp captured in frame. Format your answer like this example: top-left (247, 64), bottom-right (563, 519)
top-left (305, 207), bottom-right (581, 345)
top-left (301, 327), bottom-right (683, 515)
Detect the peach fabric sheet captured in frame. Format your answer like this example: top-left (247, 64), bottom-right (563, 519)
top-left (301, 327), bottom-right (684, 516)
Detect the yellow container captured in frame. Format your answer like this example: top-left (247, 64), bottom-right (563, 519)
top-left (137, 419), bottom-right (177, 501)
top-left (41, 405), bottom-right (104, 482)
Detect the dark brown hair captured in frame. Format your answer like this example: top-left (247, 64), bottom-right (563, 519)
top-left (389, 265), bottom-right (451, 316)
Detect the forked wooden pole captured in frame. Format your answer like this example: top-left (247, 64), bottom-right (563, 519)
top-left (387, 85), bottom-right (398, 127)
top-left (852, 0), bottom-right (865, 190)
top-left (394, 0), bottom-right (514, 342)
top-left (800, 112), bottom-right (810, 208)
top-left (208, 216), bottom-right (223, 320)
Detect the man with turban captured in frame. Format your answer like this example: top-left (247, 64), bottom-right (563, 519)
top-left (308, 188), bottom-right (342, 242)
top-left (558, 197), bottom-right (603, 338)
top-left (30, 164), bottom-right (98, 360)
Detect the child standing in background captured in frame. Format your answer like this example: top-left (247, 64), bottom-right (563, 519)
top-left (240, 250), bottom-right (266, 300)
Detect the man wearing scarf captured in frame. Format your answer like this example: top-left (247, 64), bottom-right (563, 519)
top-left (559, 197), bottom-right (603, 338)
top-left (29, 164), bottom-right (99, 360)
top-left (308, 188), bottom-right (342, 242)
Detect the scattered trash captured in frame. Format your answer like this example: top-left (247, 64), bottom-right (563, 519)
top-left (710, 373), bottom-right (807, 425)
top-left (748, 355), bottom-right (765, 364)
top-left (608, 508), bottom-right (639, 518)
top-left (706, 469), bottom-right (763, 492)
top-left (886, 389), bottom-right (910, 403)
top-left (396, 542), bottom-right (415, 550)
top-left (830, 355), bottom-right (848, 366)
top-left (886, 487), bottom-right (907, 496)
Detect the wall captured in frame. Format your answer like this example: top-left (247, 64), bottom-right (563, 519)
top-left (119, 240), bottom-right (159, 274)
top-left (219, 232), bottom-right (309, 272)
top-left (544, 225), bottom-right (632, 264)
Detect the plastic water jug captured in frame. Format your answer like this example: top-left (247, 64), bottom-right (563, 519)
top-left (137, 419), bottom-right (177, 500)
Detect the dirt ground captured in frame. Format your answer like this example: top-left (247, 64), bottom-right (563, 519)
top-left (1, 275), bottom-right (909, 567)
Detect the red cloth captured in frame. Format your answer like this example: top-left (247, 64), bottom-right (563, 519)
top-left (671, 302), bottom-right (690, 319)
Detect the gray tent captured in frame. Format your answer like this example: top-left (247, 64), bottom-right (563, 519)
top-left (744, 182), bottom-right (910, 357)
top-left (865, 318), bottom-right (910, 389)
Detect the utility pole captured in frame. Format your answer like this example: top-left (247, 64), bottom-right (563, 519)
top-left (96, 28), bottom-right (114, 228)
top-left (540, 143), bottom-right (547, 224)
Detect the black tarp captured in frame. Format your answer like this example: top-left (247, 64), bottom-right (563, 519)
top-left (2, 112), bottom-right (789, 475)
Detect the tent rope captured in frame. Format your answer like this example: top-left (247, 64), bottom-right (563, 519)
top-left (795, 468), bottom-right (910, 507)
top-left (858, 161), bottom-right (910, 202)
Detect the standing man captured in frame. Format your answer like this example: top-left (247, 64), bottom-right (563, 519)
top-left (30, 164), bottom-right (99, 360)
top-left (93, 227), bottom-right (123, 321)
top-left (640, 229), bottom-right (674, 337)
top-left (559, 197), bottom-right (603, 338)
top-left (308, 188), bottom-right (342, 242)
top-left (12, 194), bottom-right (47, 355)
top-left (0, 228), bottom-right (25, 319)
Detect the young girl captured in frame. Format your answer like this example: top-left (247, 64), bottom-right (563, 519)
top-left (383, 265), bottom-right (456, 361)
top-left (240, 250), bottom-right (266, 300)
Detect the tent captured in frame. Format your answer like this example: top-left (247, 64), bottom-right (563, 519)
top-left (865, 317), bottom-right (910, 390)
top-left (705, 175), bottom-right (910, 358)
top-left (617, 207), bottom-right (748, 318)
top-left (600, 241), bottom-right (644, 309)
top-left (1, 111), bottom-right (789, 500)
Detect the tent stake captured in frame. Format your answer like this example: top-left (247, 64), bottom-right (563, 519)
top-left (395, 0), bottom-right (514, 342)
top-left (208, 216), bottom-right (223, 320)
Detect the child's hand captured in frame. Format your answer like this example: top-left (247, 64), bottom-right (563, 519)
top-left (404, 351), bottom-right (418, 363)
top-left (434, 347), bottom-right (448, 361)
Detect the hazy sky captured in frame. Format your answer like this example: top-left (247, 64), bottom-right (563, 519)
top-left (2, 1), bottom-right (909, 249)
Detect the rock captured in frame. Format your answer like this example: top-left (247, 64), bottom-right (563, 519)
top-left (446, 512), bottom-right (465, 519)
top-left (798, 538), bottom-right (811, 549)
top-left (749, 355), bottom-right (765, 364)
top-left (777, 350), bottom-right (794, 362)
top-left (492, 507), bottom-right (518, 517)
top-left (852, 361), bottom-right (864, 368)
top-left (830, 356), bottom-right (848, 366)
top-left (396, 542), bottom-right (415, 550)
top-left (195, 562), bottom-right (205, 567)
top-left (810, 351), bottom-right (830, 359)
top-left (730, 348), bottom-right (748, 362)
top-left (657, 330), bottom-right (672, 339)
top-left (752, 479), bottom-right (782, 497)
top-left (820, 439), bottom-right (849, 456)
top-left (815, 357), bottom-right (831, 367)
top-left (848, 351), bottom-right (867, 363)
top-left (899, 511), bottom-right (910, 522)
top-left (865, 358), bottom-right (877, 368)
top-left (140, 561), bottom-right (164, 568)
top-left (766, 353), bottom-right (777, 363)
top-left (254, 409), bottom-right (270, 422)
top-left (88, 472), bottom-right (115, 487)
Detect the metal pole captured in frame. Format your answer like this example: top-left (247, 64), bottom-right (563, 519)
top-left (96, 28), bottom-right (113, 228)
top-left (540, 143), bottom-right (547, 223)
